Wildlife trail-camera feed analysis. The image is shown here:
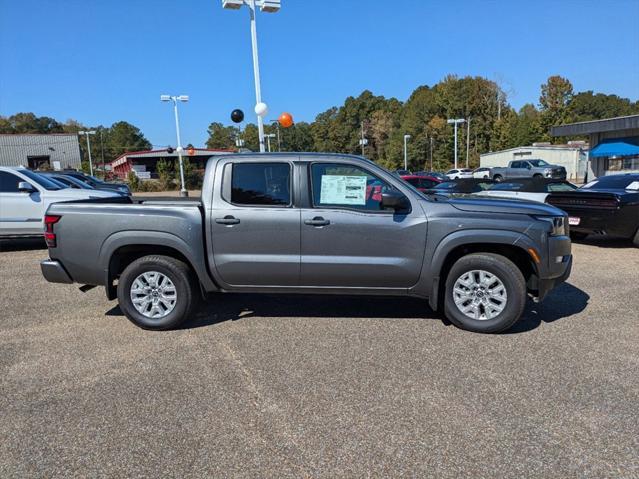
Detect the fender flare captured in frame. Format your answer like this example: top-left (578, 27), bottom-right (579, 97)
top-left (426, 229), bottom-right (538, 311)
top-left (99, 230), bottom-right (218, 293)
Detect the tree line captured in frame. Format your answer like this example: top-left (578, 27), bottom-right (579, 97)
top-left (3, 74), bottom-right (638, 172)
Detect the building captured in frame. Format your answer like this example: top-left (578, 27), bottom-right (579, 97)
top-left (110, 148), bottom-right (235, 179)
top-left (480, 143), bottom-right (589, 181)
top-left (551, 115), bottom-right (639, 178)
top-left (0, 134), bottom-right (82, 169)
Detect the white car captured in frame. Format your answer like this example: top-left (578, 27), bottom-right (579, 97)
top-left (473, 167), bottom-right (491, 179)
top-left (446, 168), bottom-right (474, 180)
top-left (0, 167), bottom-right (121, 237)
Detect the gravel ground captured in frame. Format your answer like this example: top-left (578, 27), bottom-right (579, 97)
top-left (0, 237), bottom-right (637, 478)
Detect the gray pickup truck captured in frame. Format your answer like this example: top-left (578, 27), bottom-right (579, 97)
top-left (490, 159), bottom-right (567, 182)
top-left (41, 153), bottom-right (572, 333)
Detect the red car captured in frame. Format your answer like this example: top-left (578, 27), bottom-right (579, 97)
top-left (400, 174), bottom-right (442, 192)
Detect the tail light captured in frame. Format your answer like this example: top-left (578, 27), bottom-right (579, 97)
top-left (44, 215), bottom-right (61, 248)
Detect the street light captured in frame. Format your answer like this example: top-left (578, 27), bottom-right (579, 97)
top-left (403, 134), bottom-right (411, 171)
top-left (222, 0), bottom-right (281, 153)
top-left (78, 130), bottom-right (96, 176)
top-left (269, 120), bottom-right (281, 151)
top-left (447, 118), bottom-right (466, 169)
top-left (161, 94), bottom-right (190, 197)
top-left (264, 133), bottom-right (276, 152)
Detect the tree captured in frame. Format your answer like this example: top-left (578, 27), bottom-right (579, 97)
top-left (568, 91), bottom-right (639, 122)
top-left (538, 75), bottom-right (574, 140)
top-left (205, 122), bottom-right (238, 149)
top-left (156, 158), bottom-right (174, 190)
top-left (0, 112), bottom-right (63, 133)
top-left (104, 121), bottom-right (151, 161)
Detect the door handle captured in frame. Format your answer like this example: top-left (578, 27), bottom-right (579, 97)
top-left (304, 216), bottom-right (330, 227)
top-left (215, 216), bottom-right (240, 225)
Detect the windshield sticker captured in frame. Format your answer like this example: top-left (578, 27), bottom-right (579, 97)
top-left (581, 180), bottom-right (598, 189)
top-left (626, 181), bottom-right (639, 191)
top-left (320, 175), bottom-right (367, 205)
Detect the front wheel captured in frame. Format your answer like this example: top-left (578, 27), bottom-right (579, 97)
top-left (444, 253), bottom-right (526, 333)
top-left (117, 255), bottom-right (197, 330)
top-left (493, 174), bottom-right (503, 182)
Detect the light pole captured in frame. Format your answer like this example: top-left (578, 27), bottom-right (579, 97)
top-left (78, 130), bottom-right (96, 176)
top-left (222, 0), bottom-right (281, 153)
top-left (359, 121), bottom-right (368, 156)
top-left (466, 116), bottom-right (471, 169)
top-left (403, 134), bottom-right (411, 171)
top-left (430, 137), bottom-right (434, 171)
top-left (161, 94), bottom-right (189, 197)
top-left (265, 133), bottom-right (276, 152)
top-left (269, 120), bottom-right (281, 151)
top-left (447, 118), bottom-right (466, 169)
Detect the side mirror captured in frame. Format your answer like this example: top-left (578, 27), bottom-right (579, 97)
top-left (18, 181), bottom-right (36, 193)
top-left (381, 191), bottom-right (410, 211)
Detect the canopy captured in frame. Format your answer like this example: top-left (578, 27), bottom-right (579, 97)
top-left (590, 138), bottom-right (639, 158)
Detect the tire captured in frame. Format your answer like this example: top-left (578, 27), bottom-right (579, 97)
top-left (533, 174), bottom-right (543, 179)
top-left (444, 253), bottom-right (526, 333)
top-left (493, 174), bottom-right (503, 182)
top-left (570, 231), bottom-right (589, 241)
top-left (117, 255), bottom-right (197, 330)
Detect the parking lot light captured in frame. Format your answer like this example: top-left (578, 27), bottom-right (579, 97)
top-left (447, 118), bottom-right (466, 169)
top-left (160, 95), bottom-right (190, 197)
top-left (78, 130), bottom-right (96, 176)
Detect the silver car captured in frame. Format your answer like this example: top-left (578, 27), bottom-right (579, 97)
top-left (0, 167), bottom-right (120, 237)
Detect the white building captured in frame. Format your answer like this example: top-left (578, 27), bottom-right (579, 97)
top-left (480, 143), bottom-right (588, 182)
top-left (0, 134), bottom-right (82, 169)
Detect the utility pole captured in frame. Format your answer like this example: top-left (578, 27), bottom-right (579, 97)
top-left (359, 122), bottom-right (368, 156)
top-left (447, 118), bottom-right (466, 170)
top-left (466, 117), bottom-right (471, 169)
top-left (430, 137), bottom-right (434, 171)
top-left (78, 131), bottom-right (96, 176)
top-left (403, 134), bottom-right (411, 171)
top-left (99, 130), bottom-right (105, 179)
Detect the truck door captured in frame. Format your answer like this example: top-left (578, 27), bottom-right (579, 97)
top-left (300, 162), bottom-right (427, 288)
top-left (209, 160), bottom-right (300, 287)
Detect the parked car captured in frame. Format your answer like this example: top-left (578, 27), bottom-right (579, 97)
top-left (424, 179), bottom-right (496, 195)
top-left (61, 171), bottom-right (131, 196)
top-left (40, 153), bottom-right (572, 334)
top-left (546, 173), bottom-right (639, 245)
top-left (393, 169), bottom-right (412, 176)
top-left (445, 168), bottom-right (474, 179)
top-left (400, 174), bottom-right (442, 192)
top-left (0, 167), bottom-right (122, 237)
top-left (416, 171), bottom-right (447, 181)
top-left (39, 172), bottom-right (102, 190)
top-left (476, 178), bottom-right (578, 203)
top-left (490, 159), bottom-right (566, 182)
top-left (473, 167), bottom-right (492, 179)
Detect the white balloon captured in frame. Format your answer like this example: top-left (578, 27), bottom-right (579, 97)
top-left (254, 102), bottom-right (269, 117)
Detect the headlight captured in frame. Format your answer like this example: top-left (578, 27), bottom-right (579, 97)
top-left (534, 215), bottom-right (567, 236)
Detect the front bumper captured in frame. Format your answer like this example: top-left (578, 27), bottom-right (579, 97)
top-left (41, 259), bottom-right (73, 284)
top-left (537, 254), bottom-right (572, 301)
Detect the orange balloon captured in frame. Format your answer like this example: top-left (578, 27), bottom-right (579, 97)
top-left (278, 112), bottom-right (293, 128)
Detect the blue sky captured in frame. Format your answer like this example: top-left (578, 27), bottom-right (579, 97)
top-left (1, 0), bottom-right (638, 148)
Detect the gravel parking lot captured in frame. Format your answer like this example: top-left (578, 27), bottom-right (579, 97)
top-left (1, 238), bottom-right (638, 478)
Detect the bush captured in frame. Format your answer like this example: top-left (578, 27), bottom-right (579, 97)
top-left (156, 159), bottom-right (175, 190)
top-left (127, 171), bottom-right (140, 191)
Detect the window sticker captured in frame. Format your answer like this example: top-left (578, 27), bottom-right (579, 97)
top-left (626, 181), bottom-right (639, 191)
top-left (320, 175), bottom-right (367, 205)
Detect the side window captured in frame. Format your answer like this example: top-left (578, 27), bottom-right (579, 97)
top-left (547, 183), bottom-right (576, 192)
top-left (310, 163), bottom-right (399, 212)
top-left (0, 171), bottom-right (21, 193)
top-left (230, 162), bottom-right (291, 206)
top-left (511, 161), bottom-right (521, 168)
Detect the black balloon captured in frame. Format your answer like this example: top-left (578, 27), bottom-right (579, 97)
top-left (231, 109), bottom-right (244, 123)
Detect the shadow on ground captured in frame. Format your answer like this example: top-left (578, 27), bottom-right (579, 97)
top-left (0, 238), bottom-right (47, 252)
top-left (106, 282), bottom-right (589, 334)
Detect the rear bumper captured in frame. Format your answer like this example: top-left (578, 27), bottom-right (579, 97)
top-left (563, 208), bottom-right (638, 238)
top-left (41, 259), bottom-right (73, 284)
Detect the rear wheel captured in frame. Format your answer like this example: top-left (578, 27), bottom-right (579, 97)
top-left (117, 255), bottom-right (197, 330)
top-left (493, 174), bottom-right (503, 182)
top-left (444, 253), bottom-right (526, 333)
top-left (533, 174), bottom-right (543, 179)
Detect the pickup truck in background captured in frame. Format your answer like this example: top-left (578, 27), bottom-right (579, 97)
top-left (490, 159), bottom-right (567, 182)
top-left (40, 153), bottom-right (573, 334)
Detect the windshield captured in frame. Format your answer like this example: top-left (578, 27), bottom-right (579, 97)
top-left (489, 182), bottom-right (524, 191)
top-left (19, 169), bottom-right (63, 191)
top-left (528, 159), bottom-right (549, 167)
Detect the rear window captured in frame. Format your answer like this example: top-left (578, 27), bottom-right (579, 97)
top-left (582, 175), bottom-right (639, 190)
top-left (230, 163), bottom-right (291, 206)
top-left (547, 182), bottom-right (577, 192)
top-left (489, 182), bottom-right (524, 191)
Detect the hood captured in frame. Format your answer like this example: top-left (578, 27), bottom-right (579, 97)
top-left (444, 194), bottom-right (564, 216)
